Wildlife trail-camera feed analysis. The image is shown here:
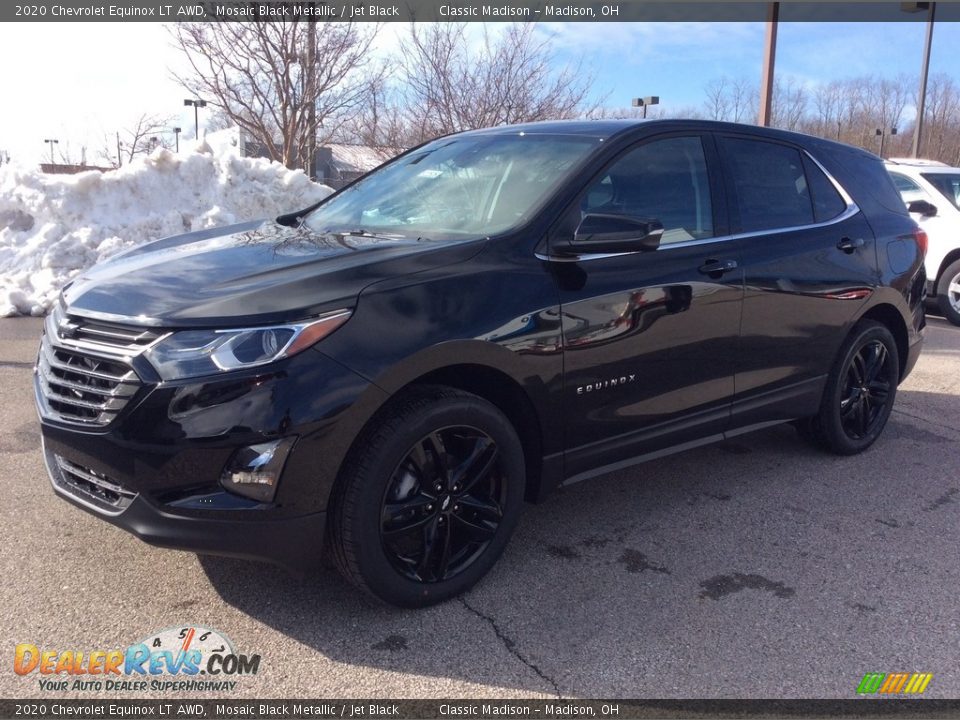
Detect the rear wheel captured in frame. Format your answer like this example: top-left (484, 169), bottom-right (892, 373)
top-left (328, 386), bottom-right (524, 607)
top-left (796, 320), bottom-right (899, 455)
top-left (936, 259), bottom-right (960, 326)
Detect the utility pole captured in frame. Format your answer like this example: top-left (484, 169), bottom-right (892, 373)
top-left (758, 2), bottom-right (780, 127)
top-left (911, 2), bottom-right (936, 158)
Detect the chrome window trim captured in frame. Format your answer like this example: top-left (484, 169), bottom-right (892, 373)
top-left (537, 148), bottom-right (859, 263)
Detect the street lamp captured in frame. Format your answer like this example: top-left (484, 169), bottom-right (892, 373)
top-left (183, 98), bottom-right (207, 140)
top-left (631, 96), bottom-right (660, 119)
top-left (902, 2), bottom-right (937, 157)
top-left (875, 127), bottom-right (898, 158)
top-left (43, 138), bottom-right (59, 164)
top-left (173, 127), bottom-right (182, 152)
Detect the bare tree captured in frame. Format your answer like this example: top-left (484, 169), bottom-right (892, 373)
top-left (703, 77), bottom-right (731, 120)
top-left (771, 77), bottom-right (808, 131)
top-left (336, 72), bottom-right (416, 150)
top-left (171, 21), bottom-right (379, 171)
top-left (96, 113), bottom-right (176, 168)
top-left (703, 76), bottom-right (755, 123)
top-left (396, 23), bottom-right (602, 143)
top-left (916, 73), bottom-right (960, 161)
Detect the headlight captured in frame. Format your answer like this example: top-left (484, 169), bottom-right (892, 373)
top-left (145, 309), bottom-right (351, 381)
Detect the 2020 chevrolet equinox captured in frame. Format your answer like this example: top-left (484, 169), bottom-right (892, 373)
top-left (36, 120), bottom-right (925, 607)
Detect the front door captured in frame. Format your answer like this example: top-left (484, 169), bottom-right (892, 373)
top-left (550, 134), bottom-right (744, 481)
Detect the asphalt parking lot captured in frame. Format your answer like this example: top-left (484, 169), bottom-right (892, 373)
top-left (1, 314), bottom-right (958, 700)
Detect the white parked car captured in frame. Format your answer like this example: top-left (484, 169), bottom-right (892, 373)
top-left (886, 159), bottom-right (960, 325)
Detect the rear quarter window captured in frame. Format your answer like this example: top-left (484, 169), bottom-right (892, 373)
top-left (802, 154), bottom-right (847, 222)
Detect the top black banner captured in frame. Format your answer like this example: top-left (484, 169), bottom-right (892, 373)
top-left (6, 0), bottom-right (960, 23)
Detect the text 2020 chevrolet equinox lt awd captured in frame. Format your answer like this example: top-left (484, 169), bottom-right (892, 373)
top-left (36, 120), bottom-right (925, 607)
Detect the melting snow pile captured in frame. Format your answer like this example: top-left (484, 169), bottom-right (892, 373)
top-left (0, 143), bottom-right (333, 316)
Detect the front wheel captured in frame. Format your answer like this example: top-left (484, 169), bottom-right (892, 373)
top-left (797, 320), bottom-right (900, 455)
top-left (936, 258), bottom-right (960, 326)
top-left (328, 386), bottom-right (525, 607)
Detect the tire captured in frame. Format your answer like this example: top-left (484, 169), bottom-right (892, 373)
top-left (328, 385), bottom-right (525, 608)
top-left (936, 259), bottom-right (960, 326)
top-left (796, 320), bottom-right (900, 456)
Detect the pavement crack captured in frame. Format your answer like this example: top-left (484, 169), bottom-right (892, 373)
top-left (892, 407), bottom-right (960, 435)
top-left (460, 596), bottom-right (561, 698)
top-left (0, 361), bottom-right (34, 370)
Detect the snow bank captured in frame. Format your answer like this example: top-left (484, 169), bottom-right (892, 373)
top-left (0, 144), bottom-right (333, 316)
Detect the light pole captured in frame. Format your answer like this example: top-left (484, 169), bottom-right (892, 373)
top-left (902, 2), bottom-right (936, 157)
top-left (183, 98), bottom-right (207, 140)
top-left (875, 127), bottom-right (898, 158)
top-left (43, 138), bottom-right (59, 164)
top-left (631, 96), bottom-right (660, 119)
top-left (173, 126), bottom-right (181, 152)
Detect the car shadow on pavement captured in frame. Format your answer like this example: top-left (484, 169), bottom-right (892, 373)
top-left (197, 408), bottom-right (960, 697)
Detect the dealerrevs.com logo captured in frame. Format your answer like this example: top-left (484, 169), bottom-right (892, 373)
top-left (14, 625), bottom-right (261, 693)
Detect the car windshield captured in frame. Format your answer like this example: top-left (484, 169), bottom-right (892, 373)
top-left (921, 172), bottom-right (960, 211)
top-left (303, 133), bottom-right (600, 240)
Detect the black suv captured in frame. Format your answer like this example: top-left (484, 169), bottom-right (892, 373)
top-left (36, 120), bottom-right (925, 607)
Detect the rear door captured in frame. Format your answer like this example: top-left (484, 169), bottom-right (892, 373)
top-left (717, 134), bottom-right (879, 427)
top-left (551, 133), bottom-right (744, 480)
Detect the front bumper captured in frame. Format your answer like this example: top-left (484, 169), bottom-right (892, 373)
top-left (36, 344), bottom-right (386, 571)
top-left (43, 439), bottom-right (326, 571)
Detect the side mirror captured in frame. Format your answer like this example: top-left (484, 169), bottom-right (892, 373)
top-left (563, 213), bottom-right (663, 256)
top-left (907, 199), bottom-right (938, 217)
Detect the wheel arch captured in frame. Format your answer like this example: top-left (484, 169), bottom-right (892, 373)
top-left (935, 248), bottom-right (960, 288)
top-left (403, 364), bottom-right (546, 502)
top-left (857, 302), bottom-right (909, 381)
top-left (334, 340), bottom-right (558, 506)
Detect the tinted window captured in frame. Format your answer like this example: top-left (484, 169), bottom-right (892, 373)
top-left (889, 172), bottom-right (921, 193)
top-left (802, 154), bottom-right (847, 222)
top-left (722, 137), bottom-right (814, 232)
top-left (581, 136), bottom-right (713, 244)
top-left (921, 172), bottom-right (960, 211)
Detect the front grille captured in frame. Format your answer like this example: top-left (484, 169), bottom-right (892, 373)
top-left (46, 450), bottom-right (136, 514)
top-left (35, 305), bottom-right (165, 427)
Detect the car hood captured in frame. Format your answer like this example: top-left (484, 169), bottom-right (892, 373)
top-left (63, 219), bottom-right (484, 327)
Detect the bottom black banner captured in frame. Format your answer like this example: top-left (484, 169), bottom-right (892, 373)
top-left (2, 699), bottom-right (960, 719)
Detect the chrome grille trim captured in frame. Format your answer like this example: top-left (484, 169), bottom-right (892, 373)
top-left (36, 306), bottom-right (161, 427)
top-left (44, 446), bottom-right (136, 515)
top-left (46, 304), bottom-right (170, 361)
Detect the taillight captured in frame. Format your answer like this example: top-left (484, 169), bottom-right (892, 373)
top-left (914, 227), bottom-right (928, 257)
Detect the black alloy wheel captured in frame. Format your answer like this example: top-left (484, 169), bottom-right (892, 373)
top-left (796, 320), bottom-right (900, 455)
top-left (328, 385), bottom-right (525, 607)
top-left (838, 339), bottom-right (893, 440)
top-left (380, 427), bottom-right (506, 583)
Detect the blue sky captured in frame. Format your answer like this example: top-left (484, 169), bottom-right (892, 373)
top-left (1, 21), bottom-right (958, 164)
top-left (544, 21), bottom-right (960, 112)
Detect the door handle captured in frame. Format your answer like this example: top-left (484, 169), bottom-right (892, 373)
top-left (837, 237), bottom-right (865, 254)
top-left (698, 258), bottom-right (738, 277)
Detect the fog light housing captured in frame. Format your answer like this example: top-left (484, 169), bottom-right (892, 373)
top-left (220, 438), bottom-right (296, 503)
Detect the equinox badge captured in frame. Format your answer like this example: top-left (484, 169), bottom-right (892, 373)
top-left (577, 374), bottom-right (637, 394)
